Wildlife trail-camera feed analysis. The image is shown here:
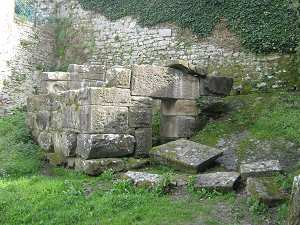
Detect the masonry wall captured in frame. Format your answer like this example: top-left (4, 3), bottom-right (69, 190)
top-left (0, 0), bottom-right (56, 116)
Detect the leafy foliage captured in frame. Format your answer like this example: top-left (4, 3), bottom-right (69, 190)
top-left (77, 0), bottom-right (299, 54)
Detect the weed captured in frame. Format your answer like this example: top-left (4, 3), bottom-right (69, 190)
top-left (196, 95), bottom-right (204, 108)
top-left (274, 172), bottom-right (294, 193)
top-left (3, 79), bottom-right (8, 86)
top-left (247, 197), bottom-right (268, 215)
top-left (15, 75), bottom-right (20, 81)
top-left (6, 61), bottom-right (10, 66)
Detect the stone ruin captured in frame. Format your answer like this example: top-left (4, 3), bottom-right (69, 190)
top-left (26, 60), bottom-right (234, 172)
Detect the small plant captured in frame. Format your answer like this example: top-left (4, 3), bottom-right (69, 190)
top-left (114, 35), bottom-right (120, 42)
top-left (15, 75), bottom-right (20, 81)
top-left (6, 61), bottom-right (10, 66)
top-left (196, 95), bottom-right (204, 108)
top-left (247, 197), bottom-right (268, 215)
top-left (153, 172), bottom-right (174, 196)
top-left (20, 39), bottom-right (31, 48)
top-left (36, 63), bottom-right (43, 71)
top-left (274, 172), bottom-right (294, 193)
top-left (100, 170), bottom-right (114, 182)
top-left (3, 79), bottom-right (8, 86)
top-left (63, 180), bottom-right (88, 196)
top-left (34, 33), bottom-right (39, 39)
top-left (183, 41), bottom-right (191, 48)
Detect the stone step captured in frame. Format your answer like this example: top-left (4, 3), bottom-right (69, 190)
top-left (194, 172), bottom-right (241, 192)
top-left (150, 139), bottom-right (223, 174)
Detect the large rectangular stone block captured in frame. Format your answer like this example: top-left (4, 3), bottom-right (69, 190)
top-left (80, 105), bottom-right (132, 134)
top-left (160, 115), bottom-right (208, 138)
top-left (61, 105), bottom-right (81, 131)
top-left (42, 72), bottom-right (74, 81)
top-left (134, 128), bottom-right (152, 158)
top-left (131, 65), bottom-right (199, 99)
top-left (106, 67), bottom-right (131, 89)
top-left (161, 99), bottom-right (198, 116)
top-left (129, 107), bottom-right (152, 128)
top-left (34, 110), bottom-right (50, 131)
top-left (130, 96), bottom-right (153, 108)
top-left (52, 131), bottom-right (77, 157)
top-left (76, 134), bottom-right (135, 159)
top-left (51, 111), bottom-right (62, 129)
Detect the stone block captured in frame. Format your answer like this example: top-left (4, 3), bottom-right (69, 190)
top-left (27, 95), bottom-right (51, 112)
top-left (42, 72), bottom-right (74, 81)
top-left (75, 158), bottom-right (125, 176)
top-left (164, 59), bottom-right (208, 76)
top-left (240, 160), bottom-right (282, 180)
top-left (45, 152), bottom-right (68, 166)
top-left (80, 105), bottom-right (131, 134)
top-left (125, 158), bottom-right (149, 170)
top-left (106, 66), bottom-right (131, 89)
top-left (38, 131), bottom-right (53, 152)
top-left (150, 139), bottom-right (223, 174)
top-left (287, 175), bottom-right (300, 225)
top-left (130, 96), bottom-right (153, 108)
top-left (61, 105), bottom-right (81, 131)
top-left (76, 134), bottom-right (135, 159)
top-left (160, 115), bottom-right (208, 138)
top-left (134, 128), bottom-right (152, 158)
top-left (35, 110), bottom-right (50, 131)
top-left (194, 172), bottom-right (241, 192)
top-left (26, 112), bottom-right (36, 130)
top-left (159, 29), bottom-right (172, 37)
top-left (200, 75), bottom-right (234, 97)
top-left (124, 171), bottom-right (162, 188)
top-left (77, 87), bottom-right (131, 106)
top-left (51, 111), bottom-right (62, 129)
top-left (161, 99), bottom-right (198, 116)
top-left (131, 65), bottom-right (199, 100)
top-left (60, 90), bottom-right (78, 105)
top-left (129, 107), bottom-right (152, 128)
top-left (41, 81), bottom-right (82, 94)
top-left (52, 132), bottom-right (77, 157)
top-left (68, 64), bottom-right (106, 75)
top-left (246, 177), bottom-right (288, 207)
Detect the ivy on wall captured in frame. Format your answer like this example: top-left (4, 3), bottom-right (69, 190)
top-left (77, 0), bottom-right (299, 54)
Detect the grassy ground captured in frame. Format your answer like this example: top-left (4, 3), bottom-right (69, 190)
top-left (1, 91), bottom-right (299, 224)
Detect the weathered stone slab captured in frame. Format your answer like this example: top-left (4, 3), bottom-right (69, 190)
top-left (240, 160), bottom-right (282, 180)
top-left (51, 111), bottom-right (62, 129)
top-left (77, 87), bottom-right (131, 106)
top-left (124, 171), bottom-right (162, 188)
top-left (131, 64), bottom-right (199, 100)
top-left (194, 172), bottom-right (241, 192)
top-left (287, 174), bottom-right (300, 225)
top-left (75, 158), bottom-right (125, 176)
top-left (35, 110), bottom-right (50, 131)
top-left (27, 94), bottom-right (57, 112)
top-left (160, 115), bottom-right (208, 138)
top-left (129, 107), bottom-right (152, 128)
top-left (125, 158), bottom-right (149, 170)
top-left (61, 105), bottom-right (81, 131)
top-left (68, 64), bottom-right (106, 75)
top-left (130, 96), bottom-right (153, 108)
top-left (41, 81), bottom-right (82, 94)
top-left (79, 105), bottom-right (131, 134)
top-left (199, 75), bottom-right (234, 97)
top-left (134, 128), bottom-right (152, 158)
top-left (164, 59), bottom-right (208, 76)
top-left (246, 177), bottom-right (288, 207)
top-left (42, 72), bottom-right (74, 81)
top-left (150, 139), bottom-right (223, 173)
top-left (52, 132), bottom-right (77, 157)
top-left (76, 134), bottom-right (135, 159)
top-left (38, 131), bottom-right (53, 152)
top-left (106, 66), bottom-right (131, 89)
top-left (161, 99), bottom-right (198, 116)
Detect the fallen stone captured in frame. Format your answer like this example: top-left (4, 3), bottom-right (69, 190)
top-left (287, 174), bottom-right (300, 225)
top-left (125, 158), bottom-right (149, 170)
top-left (134, 128), bottom-right (152, 158)
top-left (75, 158), bottom-right (125, 176)
top-left (124, 171), bottom-right (176, 189)
top-left (150, 139), bottom-right (223, 174)
top-left (76, 134), bottom-right (135, 159)
top-left (200, 75), bottom-right (234, 97)
top-left (194, 172), bottom-right (241, 192)
top-left (240, 160), bottom-right (282, 180)
top-left (246, 177), bottom-right (288, 207)
top-left (164, 59), bottom-right (208, 76)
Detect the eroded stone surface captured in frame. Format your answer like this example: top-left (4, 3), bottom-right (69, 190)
top-left (124, 171), bottom-right (162, 187)
top-left (125, 158), bottom-right (149, 170)
top-left (150, 139), bottom-right (223, 173)
top-left (287, 174), bottom-right (300, 225)
top-left (52, 132), bottom-right (77, 157)
top-left (194, 172), bottom-right (240, 192)
top-left (200, 75), bottom-right (234, 97)
top-left (240, 160), bottom-right (282, 180)
top-left (246, 177), bottom-right (288, 207)
top-left (76, 134), bottom-right (135, 159)
top-left (134, 128), bottom-right (152, 158)
top-left (164, 59), bottom-right (208, 76)
top-left (75, 158), bottom-right (125, 176)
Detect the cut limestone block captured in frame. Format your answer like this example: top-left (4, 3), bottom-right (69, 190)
top-left (160, 115), bottom-right (208, 139)
top-left (287, 174), bottom-right (300, 225)
top-left (129, 107), bottom-right (152, 128)
top-left (161, 99), bottom-right (198, 116)
top-left (240, 160), bottom-right (282, 180)
top-left (246, 177), bottom-right (288, 207)
top-left (125, 158), bottom-right (149, 170)
top-left (131, 64), bottom-right (199, 100)
top-left (61, 105), bottom-right (81, 131)
top-left (134, 128), bottom-right (152, 158)
top-left (106, 66), bottom-right (131, 89)
top-left (79, 105), bottom-right (131, 134)
top-left (35, 110), bottom-right (50, 131)
top-left (76, 134), bottom-right (135, 159)
top-left (124, 171), bottom-right (177, 189)
top-left (150, 139), bottom-right (223, 174)
top-left (163, 59), bottom-right (208, 76)
top-left (38, 131), bottom-right (53, 152)
top-left (75, 158), bottom-right (125, 176)
top-left (194, 172), bottom-right (241, 192)
top-left (199, 75), bottom-right (234, 97)
top-left (52, 132), bottom-right (77, 157)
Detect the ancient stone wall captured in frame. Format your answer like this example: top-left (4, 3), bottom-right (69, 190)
top-left (0, 1), bottom-right (56, 116)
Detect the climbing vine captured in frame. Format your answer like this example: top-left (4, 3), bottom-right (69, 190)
top-left (77, 0), bottom-right (299, 54)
